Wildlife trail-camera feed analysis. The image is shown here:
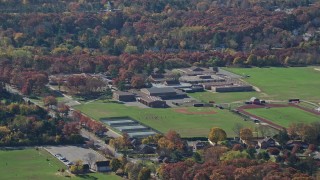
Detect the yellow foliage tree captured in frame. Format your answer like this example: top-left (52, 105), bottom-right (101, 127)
top-left (208, 127), bottom-right (227, 144)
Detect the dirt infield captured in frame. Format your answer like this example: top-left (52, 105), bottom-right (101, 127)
top-left (174, 108), bottom-right (217, 115)
top-left (236, 103), bottom-right (320, 130)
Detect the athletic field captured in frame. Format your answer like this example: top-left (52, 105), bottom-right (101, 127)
top-left (75, 101), bottom-right (256, 137)
top-left (0, 148), bottom-right (121, 180)
top-left (224, 67), bottom-right (320, 103)
top-left (243, 106), bottom-right (320, 128)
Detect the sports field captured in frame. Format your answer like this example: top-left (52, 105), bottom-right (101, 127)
top-left (189, 91), bottom-right (264, 104)
top-left (244, 106), bottom-right (320, 127)
top-left (0, 148), bottom-right (121, 180)
top-left (224, 67), bottom-right (320, 103)
top-left (74, 101), bottom-right (255, 137)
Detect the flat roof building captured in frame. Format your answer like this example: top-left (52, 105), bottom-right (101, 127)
top-left (212, 85), bottom-right (253, 92)
top-left (176, 66), bottom-right (216, 76)
top-left (140, 87), bottom-right (187, 99)
top-left (113, 91), bottom-right (136, 102)
top-left (137, 96), bottom-right (167, 108)
top-left (179, 74), bottom-right (225, 84)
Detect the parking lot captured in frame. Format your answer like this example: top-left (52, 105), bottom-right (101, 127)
top-left (45, 145), bottom-right (107, 166)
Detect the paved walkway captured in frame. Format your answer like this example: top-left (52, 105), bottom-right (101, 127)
top-left (217, 67), bottom-right (243, 78)
top-left (80, 129), bottom-right (121, 158)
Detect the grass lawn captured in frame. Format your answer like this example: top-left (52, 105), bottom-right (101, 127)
top-left (244, 106), bottom-right (320, 127)
top-left (75, 101), bottom-right (256, 137)
top-left (224, 67), bottom-right (320, 103)
top-left (0, 148), bottom-right (121, 180)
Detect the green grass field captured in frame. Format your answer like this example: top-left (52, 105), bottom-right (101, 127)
top-left (189, 67), bottom-right (320, 104)
top-left (244, 106), bottom-right (320, 127)
top-left (224, 67), bottom-right (320, 103)
top-left (75, 101), bottom-right (256, 137)
top-left (0, 149), bottom-right (121, 180)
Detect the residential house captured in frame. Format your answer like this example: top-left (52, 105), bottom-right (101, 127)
top-left (250, 97), bottom-right (261, 105)
top-left (139, 144), bottom-right (156, 154)
top-left (193, 141), bottom-right (208, 151)
top-left (258, 137), bottom-right (276, 149)
top-left (286, 140), bottom-right (309, 150)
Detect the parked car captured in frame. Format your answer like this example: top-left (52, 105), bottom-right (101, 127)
top-left (54, 154), bottom-right (62, 157)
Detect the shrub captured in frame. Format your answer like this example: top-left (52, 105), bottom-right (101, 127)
top-left (267, 147), bottom-right (280, 155)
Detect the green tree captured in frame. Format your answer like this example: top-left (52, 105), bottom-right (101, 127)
top-left (257, 151), bottom-right (270, 161)
top-left (138, 167), bottom-right (151, 180)
top-left (193, 152), bottom-right (202, 163)
top-left (124, 45), bottom-right (138, 54)
top-left (110, 158), bottom-right (122, 172)
top-left (275, 128), bottom-right (289, 147)
top-left (220, 151), bottom-right (249, 161)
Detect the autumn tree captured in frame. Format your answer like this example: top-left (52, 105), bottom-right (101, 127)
top-left (0, 126), bottom-right (10, 139)
top-left (208, 127), bottom-right (227, 144)
top-left (70, 160), bottom-right (84, 174)
top-left (165, 130), bottom-right (185, 150)
top-left (131, 75), bottom-right (145, 89)
top-left (43, 96), bottom-right (57, 108)
top-left (57, 104), bottom-right (69, 117)
top-left (240, 128), bottom-right (253, 141)
top-left (158, 137), bottom-right (175, 151)
top-left (125, 162), bottom-right (142, 180)
top-left (204, 146), bottom-right (228, 162)
top-left (142, 134), bottom-right (163, 144)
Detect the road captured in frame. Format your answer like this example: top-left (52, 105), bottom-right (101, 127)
top-left (47, 85), bottom-right (81, 106)
top-left (5, 84), bottom-right (57, 118)
top-left (80, 129), bottom-right (121, 158)
top-left (217, 67), bottom-right (243, 78)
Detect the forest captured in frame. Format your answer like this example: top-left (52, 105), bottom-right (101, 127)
top-left (0, 85), bottom-right (86, 145)
top-left (0, 0), bottom-right (320, 94)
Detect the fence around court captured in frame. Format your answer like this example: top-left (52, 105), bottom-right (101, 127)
top-left (100, 116), bottom-right (163, 136)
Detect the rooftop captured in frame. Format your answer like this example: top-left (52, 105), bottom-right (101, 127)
top-left (95, 161), bottom-right (110, 166)
top-left (138, 95), bottom-right (164, 103)
top-left (113, 91), bottom-right (134, 96)
top-left (142, 87), bottom-right (176, 94)
top-left (128, 131), bottom-right (157, 138)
